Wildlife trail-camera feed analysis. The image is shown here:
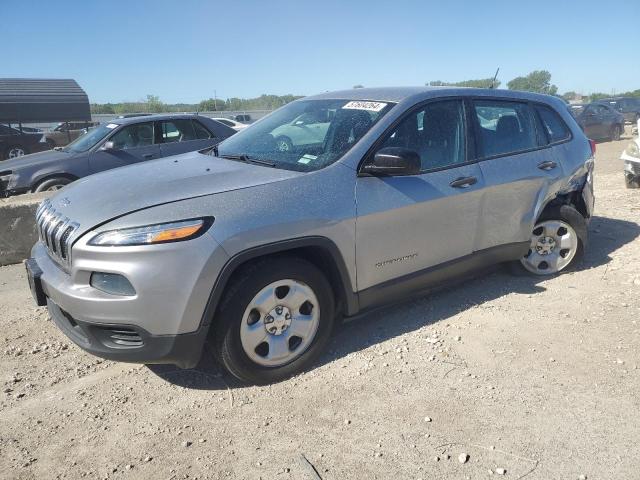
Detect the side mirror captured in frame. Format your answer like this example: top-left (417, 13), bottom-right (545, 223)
top-left (362, 147), bottom-right (421, 176)
top-left (101, 141), bottom-right (116, 151)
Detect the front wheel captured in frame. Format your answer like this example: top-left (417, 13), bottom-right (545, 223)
top-left (213, 256), bottom-right (335, 384)
top-left (517, 205), bottom-right (586, 276)
top-left (7, 145), bottom-right (27, 159)
top-left (33, 177), bottom-right (72, 192)
top-left (274, 136), bottom-right (293, 152)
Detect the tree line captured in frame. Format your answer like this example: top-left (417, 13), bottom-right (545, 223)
top-left (427, 70), bottom-right (639, 103)
top-left (90, 71), bottom-right (638, 114)
top-left (91, 93), bottom-right (303, 114)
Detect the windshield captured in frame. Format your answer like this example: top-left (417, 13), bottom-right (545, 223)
top-left (64, 124), bottom-right (114, 153)
top-left (216, 99), bottom-right (394, 171)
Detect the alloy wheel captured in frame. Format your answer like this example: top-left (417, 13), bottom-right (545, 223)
top-left (8, 147), bottom-right (25, 158)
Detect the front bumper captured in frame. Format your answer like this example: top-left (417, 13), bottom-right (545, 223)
top-left (29, 231), bottom-right (230, 367)
top-left (46, 297), bottom-right (205, 368)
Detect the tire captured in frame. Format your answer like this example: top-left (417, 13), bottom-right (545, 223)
top-left (274, 136), bottom-right (293, 152)
top-left (625, 174), bottom-right (640, 189)
top-left (46, 139), bottom-right (56, 149)
top-left (33, 177), bottom-right (72, 193)
top-left (610, 124), bottom-right (622, 141)
top-left (514, 205), bottom-right (587, 276)
top-left (213, 256), bottom-right (335, 384)
top-left (7, 145), bottom-right (27, 159)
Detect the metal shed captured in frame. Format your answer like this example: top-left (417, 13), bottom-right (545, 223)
top-left (0, 78), bottom-right (90, 123)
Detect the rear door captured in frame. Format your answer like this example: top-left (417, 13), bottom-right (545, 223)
top-left (355, 99), bottom-right (484, 291)
top-left (472, 99), bottom-right (565, 251)
top-left (88, 121), bottom-right (160, 173)
top-left (157, 119), bottom-right (216, 157)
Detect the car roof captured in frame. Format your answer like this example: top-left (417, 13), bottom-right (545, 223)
top-left (304, 86), bottom-right (565, 106)
top-left (108, 113), bottom-right (206, 126)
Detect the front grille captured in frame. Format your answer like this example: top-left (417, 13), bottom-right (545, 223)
top-left (35, 199), bottom-right (79, 269)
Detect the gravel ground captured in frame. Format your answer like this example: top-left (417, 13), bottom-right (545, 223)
top-left (1, 132), bottom-right (639, 480)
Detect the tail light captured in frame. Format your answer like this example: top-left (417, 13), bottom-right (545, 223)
top-left (589, 139), bottom-right (596, 156)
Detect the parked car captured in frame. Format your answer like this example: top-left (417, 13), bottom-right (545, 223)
top-left (597, 97), bottom-right (640, 124)
top-left (621, 120), bottom-right (640, 188)
top-left (25, 87), bottom-right (594, 384)
top-left (570, 102), bottom-right (624, 141)
top-left (210, 117), bottom-right (248, 131)
top-left (235, 114), bottom-right (252, 123)
top-left (44, 121), bottom-right (100, 147)
top-left (116, 113), bottom-right (152, 119)
top-left (0, 124), bottom-right (48, 160)
top-left (270, 109), bottom-right (332, 151)
top-left (0, 114), bottom-right (235, 196)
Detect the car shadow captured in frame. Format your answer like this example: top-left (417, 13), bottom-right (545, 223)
top-left (148, 215), bottom-right (640, 390)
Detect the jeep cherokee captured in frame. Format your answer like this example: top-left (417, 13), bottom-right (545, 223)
top-left (25, 87), bottom-right (595, 384)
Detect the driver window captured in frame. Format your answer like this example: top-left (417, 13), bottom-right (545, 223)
top-left (379, 100), bottom-right (466, 171)
top-left (109, 122), bottom-right (154, 150)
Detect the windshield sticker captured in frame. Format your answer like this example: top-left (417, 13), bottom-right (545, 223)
top-left (298, 154), bottom-right (317, 164)
top-left (106, 123), bottom-right (118, 129)
top-left (342, 101), bottom-right (387, 112)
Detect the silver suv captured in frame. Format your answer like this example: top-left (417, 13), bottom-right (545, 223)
top-left (25, 87), bottom-right (595, 384)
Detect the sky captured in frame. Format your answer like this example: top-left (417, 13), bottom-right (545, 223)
top-left (4, 0), bottom-right (639, 104)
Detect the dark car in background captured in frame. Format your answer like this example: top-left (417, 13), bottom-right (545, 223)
top-left (0, 124), bottom-right (47, 160)
top-left (570, 102), bottom-right (624, 141)
top-left (0, 114), bottom-right (235, 196)
top-left (597, 97), bottom-right (640, 124)
top-left (44, 121), bottom-right (100, 147)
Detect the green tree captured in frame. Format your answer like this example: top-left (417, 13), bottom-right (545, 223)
top-left (353, 84), bottom-right (364, 89)
top-left (198, 98), bottom-right (223, 111)
top-left (145, 94), bottom-right (164, 113)
top-left (507, 70), bottom-right (558, 95)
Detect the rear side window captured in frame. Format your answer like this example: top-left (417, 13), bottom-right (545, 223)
top-left (160, 119), bottom-right (197, 143)
top-left (535, 105), bottom-right (570, 144)
top-left (192, 120), bottom-right (213, 139)
top-left (473, 100), bottom-right (537, 157)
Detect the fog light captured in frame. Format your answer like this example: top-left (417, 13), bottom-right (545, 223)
top-left (90, 272), bottom-right (136, 296)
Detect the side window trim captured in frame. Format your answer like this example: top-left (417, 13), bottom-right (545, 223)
top-left (358, 96), bottom-right (477, 176)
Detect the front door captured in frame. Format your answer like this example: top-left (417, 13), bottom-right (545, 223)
top-left (355, 99), bottom-right (484, 293)
top-left (89, 121), bottom-right (160, 173)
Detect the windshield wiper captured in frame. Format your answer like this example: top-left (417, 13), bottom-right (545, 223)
top-left (220, 153), bottom-right (276, 168)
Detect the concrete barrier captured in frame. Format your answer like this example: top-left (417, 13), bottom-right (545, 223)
top-left (0, 192), bottom-right (52, 266)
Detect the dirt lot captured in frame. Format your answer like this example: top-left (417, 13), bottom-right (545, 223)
top-left (1, 132), bottom-right (639, 480)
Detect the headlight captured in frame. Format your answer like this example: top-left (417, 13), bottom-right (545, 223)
top-left (626, 142), bottom-right (640, 158)
top-left (88, 218), bottom-right (212, 246)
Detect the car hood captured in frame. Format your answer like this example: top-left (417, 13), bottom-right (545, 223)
top-left (47, 150), bottom-right (302, 236)
top-left (0, 149), bottom-right (76, 171)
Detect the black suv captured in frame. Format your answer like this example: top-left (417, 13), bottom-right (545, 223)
top-left (597, 97), bottom-right (640, 124)
top-left (570, 102), bottom-right (625, 141)
top-left (0, 114), bottom-right (235, 196)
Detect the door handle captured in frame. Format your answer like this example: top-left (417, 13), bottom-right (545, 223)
top-left (143, 153), bottom-right (155, 159)
top-left (538, 161), bottom-right (557, 171)
top-left (449, 176), bottom-right (477, 188)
